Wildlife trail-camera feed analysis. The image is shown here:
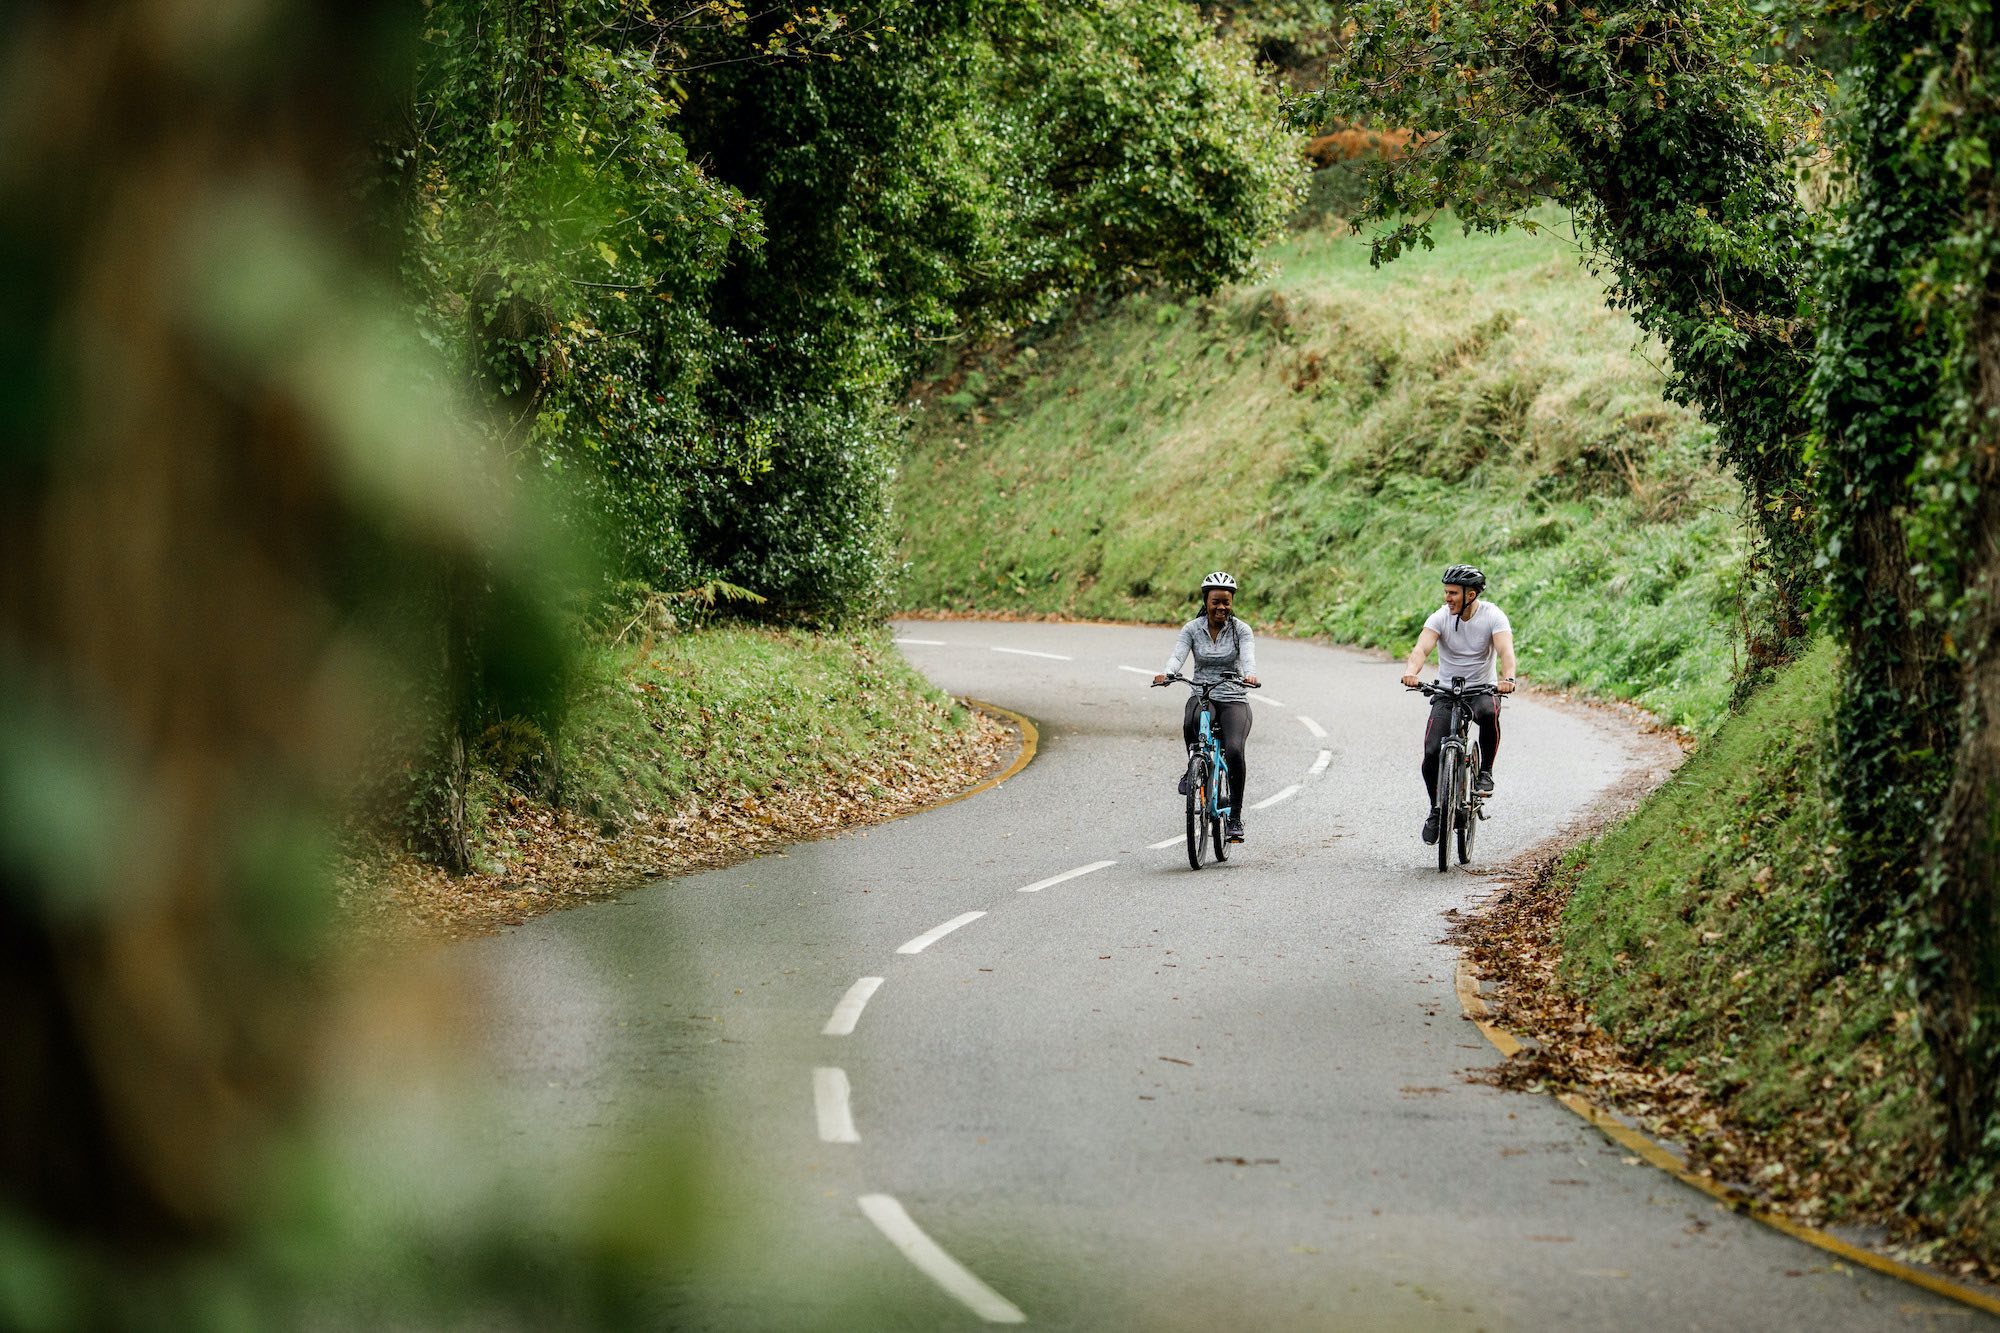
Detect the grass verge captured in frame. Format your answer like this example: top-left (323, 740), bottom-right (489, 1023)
top-left (1466, 640), bottom-right (2000, 1277)
top-left (341, 626), bottom-right (1008, 942)
top-left (898, 216), bottom-right (1745, 729)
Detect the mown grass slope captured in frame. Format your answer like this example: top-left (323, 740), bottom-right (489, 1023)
top-left (897, 219), bottom-right (1744, 727)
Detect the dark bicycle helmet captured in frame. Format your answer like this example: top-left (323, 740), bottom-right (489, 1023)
top-left (1440, 564), bottom-right (1486, 591)
top-left (1200, 571), bottom-right (1238, 596)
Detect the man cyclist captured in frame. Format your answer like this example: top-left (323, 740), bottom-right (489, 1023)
top-left (1154, 571), bottom-right (1259, 843)
top-left (1399, 564), bottom-right (1516, 845)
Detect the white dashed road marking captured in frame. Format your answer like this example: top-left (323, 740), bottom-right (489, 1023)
top-left (1252, 784), bottom-right (1302, 811)
top-left (1019, 860), bottom-right (1117, 893)
top-left (897, 911), bottom-right (987, 955)
top-left (857, 1194), bottom-right (1027, 1324)
top-left (823, 977), bottom-right (885, 1037)
top-left (814, 1067), bottom-right (859, 1143)
top-left (839, 633), bottom-right (1344, 1322)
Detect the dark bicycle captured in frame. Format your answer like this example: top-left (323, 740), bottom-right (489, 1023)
top-left (1154, 672), bottom-right (1258, 869)
top-left (1409, 676), bottom-right (1496, 872)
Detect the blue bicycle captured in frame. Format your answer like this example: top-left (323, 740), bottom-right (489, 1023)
top-left (1155, 672), bottom-right (1257, 869)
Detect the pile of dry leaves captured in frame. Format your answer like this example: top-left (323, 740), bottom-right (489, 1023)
top-left (1458, 853), bottom-right (1995, 1283)
top-left (339, 706), bottom-right (1014, 946)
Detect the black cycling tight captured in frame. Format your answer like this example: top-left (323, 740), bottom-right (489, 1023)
top-left (1422, 694), bottom-right (1500, 805)
top-left (1184, 697), bottom-right (1252, 815)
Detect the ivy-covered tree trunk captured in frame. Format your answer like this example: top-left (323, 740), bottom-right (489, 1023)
top-left (1828, 505), bottom-right (1949, 937)
top-left (1932, 511), bottom-right (2000, 1158)
top-left (1927, 173), bottom-right (2000, 1163)
top-left (1812, 10), bottom-right (1959, 949)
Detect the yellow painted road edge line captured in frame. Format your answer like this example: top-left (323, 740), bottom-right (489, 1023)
top-left (919, 698), bottom-right (1037, 811)
top-left (1453, 961), bottom-right (2000, 1318)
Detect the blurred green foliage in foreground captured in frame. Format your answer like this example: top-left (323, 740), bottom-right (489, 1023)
top-left (0, 0), bottom-right (1306, 1324)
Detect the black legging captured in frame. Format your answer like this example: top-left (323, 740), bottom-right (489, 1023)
top-left (1184, 697), bottom-right (1252, 816)
top-left (1422, 693), bottom-right (1500, 806)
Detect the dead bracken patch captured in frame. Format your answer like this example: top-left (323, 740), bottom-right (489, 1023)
top-left (339, 707), bottom-right (1014, 947)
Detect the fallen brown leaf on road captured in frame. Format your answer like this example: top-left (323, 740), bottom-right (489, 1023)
top-left (1457, 829), bottom-right (2000, 1285)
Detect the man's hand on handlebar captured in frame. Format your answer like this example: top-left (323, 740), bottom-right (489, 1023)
top-left (1244, 675), bottom-right (1260, 688)
top-left (1497, 679), bottom-right (1517, 695)
top-left (1400, 673), bottom-right (1421, 689)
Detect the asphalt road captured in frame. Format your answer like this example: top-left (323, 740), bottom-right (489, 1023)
top-left (455, 620), bottom-right (1986, 1330)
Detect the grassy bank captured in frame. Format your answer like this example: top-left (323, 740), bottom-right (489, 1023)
top-left (345, 626), bottom-right (1004, 940)
top-left (897, 218), bottom-right (1744, 727)
top-left (556, 625), bottom-right (988, 834)
top-left (1513, 642), bottom-right (1993, 1265)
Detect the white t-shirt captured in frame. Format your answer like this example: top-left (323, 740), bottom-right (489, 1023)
top-left (1425, 600), bottom-right (1512, 685)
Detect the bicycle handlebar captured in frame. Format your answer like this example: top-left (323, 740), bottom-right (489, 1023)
top-left (1406, 680), bottom-right (1499, 699)
top-left (1153, 672), bottom-right (1261, 692)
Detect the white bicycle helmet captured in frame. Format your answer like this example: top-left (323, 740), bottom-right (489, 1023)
top-left (1200, 571), bottom-right (1238, 596)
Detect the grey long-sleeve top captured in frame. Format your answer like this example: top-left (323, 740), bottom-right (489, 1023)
top-left (1164, 616), bottom-right (1257, 703)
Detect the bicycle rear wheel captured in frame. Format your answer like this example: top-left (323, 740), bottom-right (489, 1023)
top-left (1435, 749), bottom-right (1458, 873)
top-left (1185, 755), bottom-right (1207, 870)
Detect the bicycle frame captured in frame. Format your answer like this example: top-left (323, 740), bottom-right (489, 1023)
top-left (1437, 696), bottom-right (1475, 775)
top-left (1194, 697), bottom-right (1232, 823)
top-left (1157, 672), bottom-right (1252, 868)
top-left (1412, 676), bottom-right (1496, 871)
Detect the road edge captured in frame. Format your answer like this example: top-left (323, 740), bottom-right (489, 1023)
top-left (920, 697), bottom-right (1037, 811)
top-left (1453, 959), bottom-right (2000, 1318)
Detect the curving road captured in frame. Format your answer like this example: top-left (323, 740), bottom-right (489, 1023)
top-left (459, 621), bottom-right (1986, 1329)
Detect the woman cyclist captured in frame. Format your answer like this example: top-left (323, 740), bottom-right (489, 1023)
top-left (1153, 572), bottom-right (1260, 843)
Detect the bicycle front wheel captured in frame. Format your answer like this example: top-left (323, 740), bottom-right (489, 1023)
top-left (1457, 743), bottom-right (1481, 865)
top-left (1435, 749), bottom-right (1458, 873)
top-left (1185, 755), bottom-right (1207, 870)
top-left (1212, 762), bottom-right (1231, 863)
